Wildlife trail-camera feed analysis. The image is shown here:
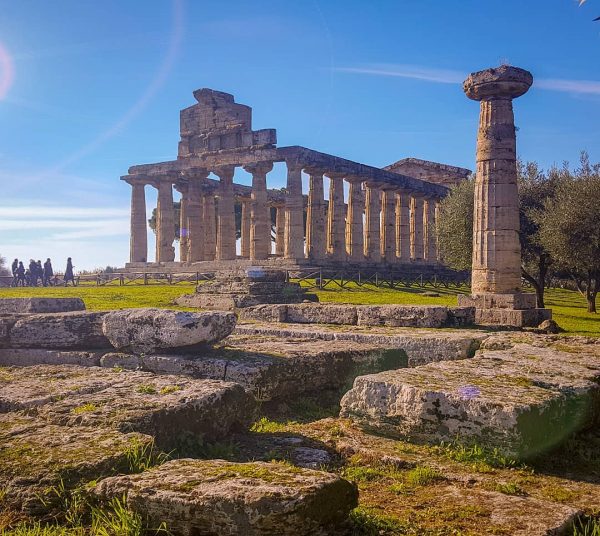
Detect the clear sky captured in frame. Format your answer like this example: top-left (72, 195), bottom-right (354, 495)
top-left (0, 0), bottom-right (599, 270)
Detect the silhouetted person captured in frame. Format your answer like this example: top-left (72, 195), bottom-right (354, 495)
top-left (11, 259), bottom-right (18, 286)
top-left (16, 261), bottom-right (25, 287)
top-left (43, 258), bottom-right (54, 287)
top-left (28, 259), bottom-right (38, 287)
top-left (64, 257), bottom-right (76, 286)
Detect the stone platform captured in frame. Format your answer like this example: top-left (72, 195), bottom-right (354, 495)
top-left (458, 293), bottom-right (552, 328)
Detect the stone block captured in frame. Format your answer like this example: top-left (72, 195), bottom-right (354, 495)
top-left (0, 297), bottom-right (86, 314)
top-left (458, 292), bottom-right (537, 310)
top-left (356, 305), bottom-right (448, 328)
top-left (475, 307), bottom-right (552, 328)
top-left (102, 309), bottom-right (237, 354)
top-left (238, 304), bottom-right (288, 323)
top-left (446, 307), bottom-right (476, 327)
top-left (93, 459), bottom-right (358, 536)
top-left (9, 311), bottom-right (109, 349)
top-left (0, 348), bottom-right (104, 367)
top-left (286, 304), bottom-right (358, 325)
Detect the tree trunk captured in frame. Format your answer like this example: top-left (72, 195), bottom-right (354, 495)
top-left (587, 293), bottom-right (597, 313)
top-left (522, 267), bottom-right (544, 308)
top-left (585, 271), bottom-right (598, 313)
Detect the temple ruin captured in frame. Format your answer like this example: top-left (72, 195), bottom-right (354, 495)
top-left (122, 88), bottom-right (470, 271)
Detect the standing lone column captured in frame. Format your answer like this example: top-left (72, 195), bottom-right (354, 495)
top-left (326, 173), bottom-right (346, 260)
top-left (128, 180), bottom-right (148, 263)
top-left (410, 194), bottom-right (425, 262)
top-left (284, 162), bottom-right (305, 260)
top-left (380, 188), bottom-right (396, 262)
top-left (215, 166), bottom-right (236, 261)
top-left (306, 169), bottom-right (326, 261)
top-left (156, 180), bottom-right (176, 263)
top-left (245, 162), bottom-right (273, 261)
top-left (364, 183), bottom-right (381, 262)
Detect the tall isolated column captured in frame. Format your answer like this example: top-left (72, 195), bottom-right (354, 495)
top-left (410, 194), bottom-right (425, 262)
top-left (245, 162), bottom-right (273, 261)
top-left (397, 191), bottom-right (411, 261)
top-left (240, 197), bottom-right (251, 258)
top-left (345, 179), bottom-right (364, 262)
top-left (203, 193), bottom-right (216, 261)
top-left (364, 183), bottom-right (381, 262)
top-left (156, 180), bottom-right (175, 263)
top-left (177, 184), bottom-right (189, 263)
top-left (284, 161), bottom-right (305, 260)
top-left (424, 197), bottom-right (438, 263)
top-left (186, 173), bottom-right (206, 262)
top-left (215, 166), bottom-right (236, 260)
top-left (465, 66), bottom-right (533, 295)
top-left (380, 188), bottom-right (396, 262)
top-left (326, 173), bottom-right (346, 260)
top-left (128, 179), bottom-right (148, 263)
top-left (306, 169), bottom-right (326, 261)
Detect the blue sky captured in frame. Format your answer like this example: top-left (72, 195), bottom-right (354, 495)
top-left (0, 0), bottom-right (599, 269)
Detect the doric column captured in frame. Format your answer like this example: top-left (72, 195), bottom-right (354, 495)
top-left (410, 194), bottom-right (425, 261)
top-left (128, 179), bottom-right (148, 263)
top-left (424, 197), bottom-right (438, 263)
top-left (464, 66), bottom-right (533, 295)
top-left (380, 188), bottom-right (396, 262)
top-left (345, 179), bottom-right (364, 262)
top-left (156, 179), bottom-right (176, 263)
top-left (186, 173), bottom-right (206, 262)
top-left (275, 204), bottom-right (285, 256)
top-left (326, 173), bottom-right (346, 260)
top-left (177, 183), bottom-right (189, 263)
top-left (215, 166), bottom-right (236, 260)
top-left (397, 191), bottom-right (411, 261)
top-left (364, 183), bottom-right (381, 262)
top-left (305, 169), bottom-right (326, 261)
top-left (202, 193), bottom-right (216, 261)
top-left (240, 197), bottom-right (251, 258)
top-left (244, 162), bottom-right (273, 261)
top-left (284, 161), bottom-right (305, 260)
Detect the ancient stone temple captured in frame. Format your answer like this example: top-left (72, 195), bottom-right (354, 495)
top-left (122, 88), bottom-right (469, 271)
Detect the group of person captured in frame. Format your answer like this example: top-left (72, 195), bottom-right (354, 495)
top-left (11, 258), bottom-right (76, 287)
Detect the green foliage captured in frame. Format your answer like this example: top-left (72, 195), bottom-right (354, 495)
top-left (135, 384), bottom-right (157, 395)
top-left (493, 482), bottom-right (526, 496)
top-left (573, 516), bottom-right (600, 536)
top-left (124, 438), bottom-right (170, 474)
top-left (404, 466), bottom-right (444, 486)
top-left (71, 404), bottom-right (98, 415)
top-left (250, 417), bottom-right (296, 433)
top-left (349, 507), bottom-right (407, 535)
top-left (434, 441), bottom-right (518, 471)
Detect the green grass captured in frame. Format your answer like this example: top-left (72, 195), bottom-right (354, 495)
top-left (1, 281), bottom-right (598, 336)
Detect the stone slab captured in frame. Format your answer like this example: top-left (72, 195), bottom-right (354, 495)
top-left (93, 459), bottom-right (358, 536)
top-left (475, 307), bottom-right (552, 328)
top-left (0, 297), bottom-right (86, 314)
top-left (0, 365), bottom-right (256, 450)
top-left (458, 293), bottom-right (537, 310)
top-left (0, 348), bottom-right (105, 367)
top-left (286, 304), bottom-right (359, 325)
top-left (340, 341), bottom-right (600, 458)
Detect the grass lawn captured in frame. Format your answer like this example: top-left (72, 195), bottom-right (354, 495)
top-left (0, 282), bottom-right (598, 336)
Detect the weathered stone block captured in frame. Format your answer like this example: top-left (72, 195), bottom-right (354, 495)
top-left (356, 305), bottom-right (448, 328)
top-left (446, 306), bottom-right (476, 327)
top-left (9, 311), bottom-right (109, 349)
top-left (102, 308), bottom-right (236, 354)
top-left (0, 297), bottom-right (86, 314)
top-left (93, 459), bottom-right (358, 536)
top-left (0, 348), bottom-right (104, 367)
top-left (238, 304), bottom-right (288, 323)
top-left (286, 304), bottom-right (358, 325)
top-left (475, 307), bottom-right (552, 327)
top-left (458, 293), bottom-right (537, 310)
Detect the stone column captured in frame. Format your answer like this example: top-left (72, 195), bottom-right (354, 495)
top-left (397, 191), bottom-right (411, 261)
top-left (240, 197), bottom-right (251, 258)
top-left (380, 188), bottom-right (395, 262)
top-left (177, 184), bottom-right (189, 263)
top-left (128, 180), bottom-right (148, 263)
top-left (364, 183), bottom-right (381, 262)
top-left (305, 169), bottom-right (326, 261)
top-left (202, 192), bottom-right (216, 261)
top-left (186, 177), bottom-right (204, 262)
top-left (156, 180), bottom-right (176, 263)
top-left (410, 194), bottom-right (425, 262)
top-left (326, 173), bottom-right (346, 260)
top-left (245, 162), bottom-right (273, 261)
top-left (274, 204), bottom-right (285, 256)
top-left (284, 161), bottom-right (305, 260)
top-left (345, 179), bottom-right (364, 262)
top-left (215, 166), bottom-right (236, 260)
top-left (424, 197), bottom-right (438, 263)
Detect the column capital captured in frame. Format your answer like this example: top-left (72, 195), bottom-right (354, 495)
top-left (244, 161), bottom-right (273, 175)
top-left (123, 175), bottom-right (149, 187)
top-left (324, 172), bottom-right (345, 180)
top-left (304, 167), bottom-right (324, 177)
top-left (214, 165), bottom-right (235, 181)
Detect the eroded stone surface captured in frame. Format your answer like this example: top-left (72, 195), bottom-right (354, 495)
top-left (0, 348), bottom-right (105, 367)
top-left (101, 308), bottom-right (236, 354)
top-left (93, 459), bottom-right (358, 536)
top-left (0, 298), bottom-right (86, 314)
top-left (340, 341), bottom-right (600, 458)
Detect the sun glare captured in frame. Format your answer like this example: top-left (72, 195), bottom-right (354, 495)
top-left (0, 42), bottom-right (14, 99)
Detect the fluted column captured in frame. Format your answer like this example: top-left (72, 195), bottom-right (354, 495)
top-left (364, 183), bottom-right (381, 262)
top-left (215, 166), bottom-right (236, 260)
top-left (284, 161), bottom-right (305, 260)
top-left (326, 173), bottom-right (346, 260)
top-left (240, 197), bottom-right (251, 258)
top-left (156, 180), bottom-right (176, 263)
top-left (186, 173), bottom-right (206, 262)
top-left (306, 169), bottom-right (326, 261)
top-left (202, 193), bottom-right (216, 261)
top-left (424, 197), bottom-right (438, 263)
top-left (177, 184), bottom-right (189, 263)
top-left (243, 162), bottom-right (273, 261)
top-left (345, 179), bottom-right (364, 262)
top-left (397, 191), bottom-right (411, 261)
top-left (128, 180), bottom-right (148, 263)
top-left (380, 188), bottom-right (396, 262)
top-left (275, 204), bottom-right (285, 256)
top-left (410, 194), bottom-right (425, 261)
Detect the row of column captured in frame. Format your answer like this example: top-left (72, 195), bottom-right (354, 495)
top-left (127, 164), bottom-right (440, 264)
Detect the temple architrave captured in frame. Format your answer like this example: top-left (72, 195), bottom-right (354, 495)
top-left (122, 88), bottom-right (470, 272)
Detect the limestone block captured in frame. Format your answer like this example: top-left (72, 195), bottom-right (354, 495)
top-left (101, 308), bottom-right (237, 354)
top-left (286, 304), bottom-right (358, 325)
top-left (93, 459), bottom-right (358, 536)
top-left (446, 307), bottom-right (476, 327)
top-left (0, 297), bottom-right (86, 314)
top-left (340, 342), bottom-right (600, 458)
top-left (458, 293), bottom-right (537, 310)
top-left (475, 307), bottom-right (552, 328)
top-left (0, 348), bottom-right (104, 367)
top-left (9, 311), bottom-right (109, 349)
top-left (356, 305), bottom-right (448, 328)
top-left (238, 304), bottom-right (289, 323)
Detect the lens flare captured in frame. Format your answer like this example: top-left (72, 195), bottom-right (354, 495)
top-left (0, 42), bottom-right (15, 99)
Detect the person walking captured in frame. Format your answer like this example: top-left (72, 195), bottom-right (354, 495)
top-left (11, 259), bottom-right (18, 287)
top-left (28, 259), bottom-right (38, 287)
top-left (64, 257), bottom-right (76, 286)
top-left (43, 258), bottom-right (54, 287)
top-left (16, 261), bottom-right (26, 286)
